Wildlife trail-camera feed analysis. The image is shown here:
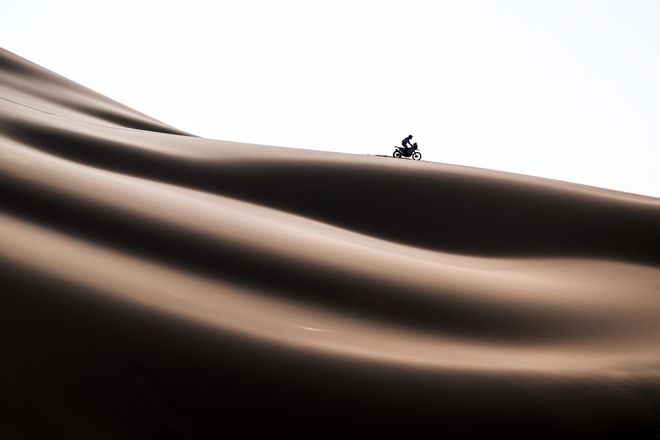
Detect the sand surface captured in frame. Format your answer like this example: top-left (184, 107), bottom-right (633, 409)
top-left (2, 48), bottom-right (660, 437)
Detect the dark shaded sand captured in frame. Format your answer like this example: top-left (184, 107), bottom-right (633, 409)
top-left (1, 48), bottom-right (660, 438)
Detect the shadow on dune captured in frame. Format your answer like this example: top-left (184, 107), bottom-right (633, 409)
top-left (3, 120), bottom-right (660, 265)
top-left (3, 264), bottom-right (660, 439)
top-left (0, 164), bottom-right (624, 346)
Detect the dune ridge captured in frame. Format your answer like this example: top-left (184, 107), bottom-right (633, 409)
top-left (1, 48), bottom-right (660, 437)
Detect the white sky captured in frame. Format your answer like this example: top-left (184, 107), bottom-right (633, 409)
top-left (3, 0), bottom-right (659, 197)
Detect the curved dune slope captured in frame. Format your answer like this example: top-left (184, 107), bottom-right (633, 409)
top-left (1, 48), bottom-right (660, 437)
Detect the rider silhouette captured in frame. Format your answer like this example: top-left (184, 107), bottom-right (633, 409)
top-left (402, 135), bottom-right (414, 155)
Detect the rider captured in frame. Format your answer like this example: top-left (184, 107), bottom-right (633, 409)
top-left (401, 134), bottom-right (414, 155)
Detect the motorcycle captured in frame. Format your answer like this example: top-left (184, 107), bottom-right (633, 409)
top-left (393, 142), bottom-right (422, 160)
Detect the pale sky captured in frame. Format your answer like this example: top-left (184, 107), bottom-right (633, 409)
top-left (3, 0), bottom-right (659, 197)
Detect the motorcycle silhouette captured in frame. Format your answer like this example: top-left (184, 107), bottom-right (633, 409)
top-left (393, 143), bottom-right (422, 160)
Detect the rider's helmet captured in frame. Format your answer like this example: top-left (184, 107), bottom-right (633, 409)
top-left (408, 134), bottom-right (413, 138)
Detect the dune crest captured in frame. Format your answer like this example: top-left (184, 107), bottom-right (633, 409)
top-left (2, 48), bottom-right (660, 436)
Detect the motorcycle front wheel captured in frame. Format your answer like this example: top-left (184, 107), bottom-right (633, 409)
top-left (412, 151), bottom-right (422, 161)
top-left (393, 150), bottom-right (402, 158)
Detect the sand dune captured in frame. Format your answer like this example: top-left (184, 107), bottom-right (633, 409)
top-left (1, 47), bottom-right (660, 437)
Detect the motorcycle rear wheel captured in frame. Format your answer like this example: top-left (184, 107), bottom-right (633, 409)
top-left (393, 150), bottom-right (402, 158)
